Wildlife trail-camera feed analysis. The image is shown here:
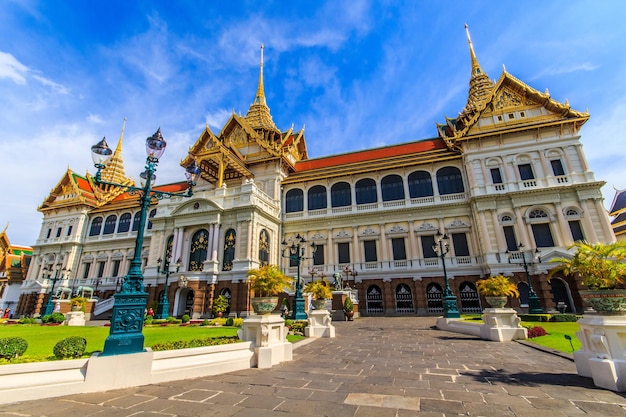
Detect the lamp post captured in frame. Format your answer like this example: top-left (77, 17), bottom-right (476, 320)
top-left (155, 257), bottom-right (181, 319)
top-left (42, 265), bottom-right (70, 316)
top-left (508, 243), bottom-right (543, 314)
top-left (432, 231), bottom-right (460, 318)
top-left (281, 234), bottom-right (317, 320)
top-left (91, 128), bottom-right (200, 356)
top-left (343, 266), bottom-right (358, 289)
top-left (94, 279), bottom-right (101, 297)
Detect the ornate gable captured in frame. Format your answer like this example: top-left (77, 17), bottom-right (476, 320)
top-left (39, 169), bottom-right (98, 211)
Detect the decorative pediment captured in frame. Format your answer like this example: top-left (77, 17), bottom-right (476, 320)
top-left (387, 225), bottom-right (406, 234)
top-left (417, 222), bottom-right (437, 231)
top-left (309, 232), bottom-right (326, 241)
top-left (171, 199), bottom-right (223, 216)
top-left (361, 227), bottom-right (378, 236)
top-left (447, 219), bottom-right (470, 229)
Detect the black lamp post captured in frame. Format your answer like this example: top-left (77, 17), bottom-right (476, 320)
top-left (43, 265), bottom-right (70, 316)
top-left (343, 266), bottom-right (358, 289)
top-left (155, 257), bottom-right (181, 319)
top-left (432, 231), bottom-right (460, 318)
top-left (508, 243), bottom-right (543, 314)
top-left (281, 234), bottom-right (317, 320)
top-left (91, 128), bottom-right (200, 356)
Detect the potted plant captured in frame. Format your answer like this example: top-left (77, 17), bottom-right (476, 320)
top-left (70, 296), bottom-right (88, 312)
top-left (548, 241), bottom-right (626, 314)
top-left (246, 265), bottom-right (294, 314)
top-left (476, 275), bottom-right (520, 308)
top-left (304, 277), bottom-right (333, 310)
top-left (343, 296), bottom-right (354, 321)
top-left (212, 294), bottom-right (229, 318)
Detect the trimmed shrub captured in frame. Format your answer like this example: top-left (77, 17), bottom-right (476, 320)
top-left (210, 317), bottom-right (227, 326)
top-left (181, 314), bottom-right (190, 323)
top-left (518, 314), bottom-right (551, 322)
top-left (201, 319), bottom-right (210, 326)
top-left (289, 320), bottom-right (308, 335)
top-left (144, 315), bottom-right (154, 325)
top-left (50, 312), bottom-right (65, 323)
top-left (18, 317), bottom-right (37, 324)
top-left (225, 317), bottom-right (234, 326)
top-left (550, 314), bottom-right (578, 322)
top-left (232, 318), bottom-right (243, 327)
top-left (151, 336), bottom-right (242, 351)
top-left (526, 326), bottom-right (548, 338)
top-left (0, 337), bottom-right (28, 359)
top-left (53, 336), bottom-right (87, 359)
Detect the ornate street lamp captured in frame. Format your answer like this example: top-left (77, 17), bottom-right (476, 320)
top-left (432, 231), bottom-right (460, 318)
top-left (155, 257), bottom-right (181, 319)
top-left (508, 243), bottom-right (543, 314)
top-left (281, 234), bottom-right (317, 320)
top-left (91, 128), bottom-right (200, 356)
top-left (343, 265), bottom-right (358, 289)
top-left (42, 265), bottom-right (71, 316)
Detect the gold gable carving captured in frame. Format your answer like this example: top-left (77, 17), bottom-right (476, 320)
top-left (494, 88), bottom-right (522, 109)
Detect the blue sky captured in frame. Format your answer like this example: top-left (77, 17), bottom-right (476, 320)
top-left (1, 1), bottom-right (625, 245)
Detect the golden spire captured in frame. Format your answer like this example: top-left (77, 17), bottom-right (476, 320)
top-left (461, 24), bottom-right (493, 117)
top-left (99, 117), bottom-right (134, 190)
top-left (245, 45), bottom-right (278, 131)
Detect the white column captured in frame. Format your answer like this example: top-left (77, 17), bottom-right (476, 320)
top-left (212, 224), bottom-right (221, 261)
top-left (580, 200), bottom-right (598, 243)
top-left (478, 210), bottom-right (492, 252)
top-left (594, 199), bottom-right (614, 242)
top-left (352, 226), bottom-right (359, 263)
top-left (492, 210), bottom-right (505, 251)
top-left (514, 207), bottom-right (531, 246)
top-left (408, 221), bottom-right (417, 260)
top-left (575, 144), bottom-right (590, 172)
top-left (246, 220), bottom-right (253, 259)
top-left (327, 229), bottom-right (334, 265)
top-left (379, 224), bottom-right (388, 261)
top-left (206, 224), bottom-right (214, 262)
top-left (553, 203), bottom-right (569, 246)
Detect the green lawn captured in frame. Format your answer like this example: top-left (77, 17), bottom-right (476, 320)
top-left (522, 321), bottom-right (582, 354)
top-left (0, 324), bottom-right (239, 363)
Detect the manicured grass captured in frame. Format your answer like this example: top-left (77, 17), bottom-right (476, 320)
top-left (0, 324), bottom-right (238, 363)
top-left (522, 321), bottom-right (582, 354)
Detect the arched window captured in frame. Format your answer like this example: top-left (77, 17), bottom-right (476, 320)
top-left (459, 282), bottom-right (481, 313)
top-left (426, 283), bottom-right (443, 313)
top-left (436, 167), bottom-right (464, 195)
top-left (395, 284), bottom-right (414, 313)
top-left (355, 178), bottom-right (377, 205)
top-left (147, 209), bottom-right (157, 230)
top-left (89, 217), bottom-right (103, 236)
top-left (117, 213), bottom-right (131, 233)
top-left (285, 189), bottom-right (304, 213)
top-left (528, 208), bottom-right (555, 247)
top-left (164, 235), bottom-right (174, 261)
top-left (331, 182), bottom-right (351, 207)
top-left (103, 215), bottom-right (117, 235)
top-left (366, 285), bottom-right (384, 314)
top-left (131, 212), bottom-right (141, 231)
top-left (308, 185), bottom-right (327, 210)
top-left (259, 229), bottom-right (270, 265)
top-left (223, 229), bottom-right (236, 271)
top-left (188, 229), bottom-right (209, 271)
top-left (408, 171), bottom-right (433, 198)
top-left (381, 174), bottom-right (405, 201)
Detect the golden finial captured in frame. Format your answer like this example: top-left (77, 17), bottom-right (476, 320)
top-left (115, 117), bottom-right (127, 154)
top-left (253, 44), bottom-right (266, 106)
top-left (465, 24), bottom-right (483, 76)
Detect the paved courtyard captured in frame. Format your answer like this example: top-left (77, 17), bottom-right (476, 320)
top-left (2, 316), bottom-right (626, 416)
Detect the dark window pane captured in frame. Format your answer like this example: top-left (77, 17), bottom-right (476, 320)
top-left (147, 209), bottom-right (156, 230)
top-left (503, 226), bottom-right (518, 251)
top-left (258, 230), bottom-right (270, 265)
top-left (408, 171), bottom-right (433, 198)
top-left (313, 244), bottom-right (325, 265)
top-left (531, 223), bottom-right (555, 247)
top-left (436, 167), bottom-right (464, 195)
top-left (338, 242), bottom-right (350, 264)
top-left (286, 189), bottom-right (304, 212)
top-left (308, 185), bottom-right (327, 210)
top-left (189, 229), bottom-right (209, 271)
top-left (132, 212), bottom-right (141, 231)
top-left (364, 240), bottom-right (377, 262)
top-left (451, 233), bottom-right (470, 256)
top-left (551, 159), bottom-right (565, 176)
top-left (112, 260), bottom-right (120, 277)
top-left (355, 178), bottom-right (377, 204)
top-left (66, 225), bottom-right (72, 236)
top-left (103, 215), bottom-right (117, 235)
top-left (118, 213), bottom-right (131, 233)
top-left (569, 220), bottom-right (584, 241)
top-left (89, 217), bottom-right (102, 236)
top-left (392, 238), bottom-right (406, 260)
top-left (421, 235), bottom-right (437, 258)
top-left (490, 168), bottom-right (503, 184)
top-left (381, 175), bottom-right (405, 201)
top-left (331, 182), bottom-right (352, 207)
top-left (222, 229), bottom-right (236, 271)
top-left (83, 263), bottom-right (91, 278)
top-left (518, 164), bottom-right (534, 180)
top-left (97, 262), bottom-right (105, 278)
top-left (56, 227), bottom-right (62, 238)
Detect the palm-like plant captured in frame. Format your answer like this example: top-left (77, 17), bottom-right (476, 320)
top-left (548, 241), bottom-right (626, 290)
top-left (476, 275), bottom-right (520, 297)
top-left (304, 277), bottom-right (333, 300)
top-left (246, 265), bottom-right (294, 297)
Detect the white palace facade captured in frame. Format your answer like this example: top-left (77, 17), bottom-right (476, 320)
top-left (15, 30), bottom-right (613, 318)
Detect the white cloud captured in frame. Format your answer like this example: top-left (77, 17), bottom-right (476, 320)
top-left (531, 63), bottom-right (599, 80)
top-left (0, 51), bottom-right (28, 84)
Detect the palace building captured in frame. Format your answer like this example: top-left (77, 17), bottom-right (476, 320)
top-left (16, 29), bottom-right (613, 318)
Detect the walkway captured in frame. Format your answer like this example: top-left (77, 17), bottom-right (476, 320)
top-left (2, 316), bottom-right (626, 416)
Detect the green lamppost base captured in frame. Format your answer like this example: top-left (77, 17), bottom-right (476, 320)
top-left (292, 297), bottom-right (307, 320)
top-left (528, 293), bottom-right (543, 314)
top-left (101, 292), bottom-right (148, 356)
top-left (443, 295), bottom-right (460, 318)
top-left (155, 297), bottom-right (169, 320)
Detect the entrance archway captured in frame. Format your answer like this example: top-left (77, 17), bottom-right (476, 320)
top-left (366, 285), bottom-right (384, 314)
top-left (549, 277), bottom-right (574, 313)
top-left (459, 281), bottom-right (481, 313)
top-left (174, 288), bottom-right (195, 317)
top-left (426, 283), bottom-right (443, 314)
top-left (395, 284), bottom-right (415, 313)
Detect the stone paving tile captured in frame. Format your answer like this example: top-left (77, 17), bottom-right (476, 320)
top-left (353, 405), bottom-right (398, 417)
top-left (441, 389), bottom-right (484, 402)
top-left (525, 397), bottom-right (587, 414)
top-left (571, 400), bottom-right (626, 416)
top-left (419, 398), bottom-right (466, 414)
top-left (235, 394), bottom-right (283, 410)
top-left (403, 387), bottom-right (442, 399)
top-left (482, 393), bottom-right (531, 407)
top-left (273, 387), bottom-right (313, 400)
top-left (172, 402), bottom-right (242, 417)
top-left (169, 389), bottom-right (220, 403)
top-left (462, 402), bottom-right (517, 417)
